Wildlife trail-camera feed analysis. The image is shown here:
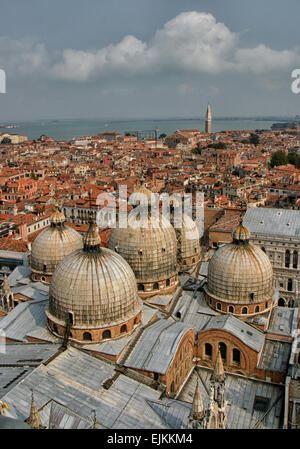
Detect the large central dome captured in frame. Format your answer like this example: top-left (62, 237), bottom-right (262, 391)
top-left (46, 222), bottom-right (142, 343)
top-left (204, 221), bottom-right (274, 316)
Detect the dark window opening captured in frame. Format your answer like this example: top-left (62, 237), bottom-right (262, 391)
top-left (288, 279), bottom-right (293, 292)
top-left (138, 284), bottom-right (144, 291)
top-left (242, 307), bottom-right (248, 314)
top-left (255, 305), bottom-right (260, 313)
top-left (205, 343), bottom-right (212, 359)
top-left (229, 306), bottom-right (234, 313)
top-left (293, 251), bottom-right (298, 269)
top-left (153, 282), bottom-right (159, 290)
top-left (253, 396), bottom-right (270, 413)
top-left (285, 250), bottom-right (290, 268)
top-left (216, 302), bottom-right (221, 310)
top-left (120, 324), bottom-right (127, 333)
top-left (219, 342), bottom-right (227, 362)
top-left (102, 330), bottom-right (111, 339)
top-left (278, 298), bottom-right (286, 307)
top-left (83, 332), bottom-right (92, 341)
top-left (68, 312), bottom-right (74, 325)
top-left (233, 348), bottom-right (241, 365)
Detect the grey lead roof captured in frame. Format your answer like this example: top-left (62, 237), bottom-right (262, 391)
top-left (7, 265), bottom-right (32, 287)
top-left (202, 314), bottom-right (265, 353)
top-left (268, 307), bottom-right (298, 337)
top-left (1, 346), bottom-right (182, 429)
top-left (124, 320), bottom-right (195, 374)
top-left (243, 208), bottom-right (300, 239)
top-left (0, 299), bottom-right (49, 342)
top-left (178, 368), bottom-right (284, 429)
top-left (258, 340), bottom-right (291, 373)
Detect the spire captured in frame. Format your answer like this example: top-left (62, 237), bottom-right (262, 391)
top-left (212, 348), bottom-right (225, 383)
top-left (0, 400), bottom-right (9, 415)
top-left (2, 274), bottom-right (11, 296)
top-left (92, 410), bottom-right (99, 429)
top-left (27, 391), bottom-right (44, 429)
top-left (191, 380), bottom-right (205, 420)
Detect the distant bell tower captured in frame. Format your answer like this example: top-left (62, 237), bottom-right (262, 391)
top-left (205, 103), bottom-right (212, 133)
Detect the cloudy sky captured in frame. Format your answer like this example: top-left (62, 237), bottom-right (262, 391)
top-left (0, 0), bottom-right (300, 121)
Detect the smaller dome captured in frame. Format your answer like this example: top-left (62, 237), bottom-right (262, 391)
top-left (30, 208), bottom-right (83, 282)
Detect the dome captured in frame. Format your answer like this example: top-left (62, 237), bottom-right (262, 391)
top-left (108, 200), bottom-right (179, 298)
top-left (46, 222), bottom-right (142, 342)
top-left (30, 209), bottom-right (83, 283)
top-left (205, 223), bottom-right (274, 316)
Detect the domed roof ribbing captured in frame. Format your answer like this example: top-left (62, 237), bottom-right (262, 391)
top-left (206, 223), bottom-right (273, 304)
top-left (30, 208), bottom-right (83, 277)
top-left (47, 222), bottom-right (142, 331)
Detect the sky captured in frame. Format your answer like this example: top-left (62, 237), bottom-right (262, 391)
top-left (0, 0), bottom-right (300, 121)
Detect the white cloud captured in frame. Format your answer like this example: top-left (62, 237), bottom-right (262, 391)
top-left (0, 37), bottom-right (48, 75)
top-left (1, 12), bottom-right (299, 82)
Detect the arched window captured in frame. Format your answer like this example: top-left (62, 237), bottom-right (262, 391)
top-left (83, 332), bottom-right (92, 341)
top-left (285, 250), bottom-right (290, 268)
top-left (228, 305), bottom-right (234, 313)
top-left (205, 343), bottom-right (212, 359)
top-left (166, 279), bottom-right (170, 287)
top-left (153, 282), bottom-right (159, 290)
top-left (134, 317), bottom-right (138, 325)
top-left (293, 251), bottom-right (298, 269)
top-left (53, 324), bottom-right (58, 334)
top-left (233, 348), bottom-right (241, 365)
top-left (288, 279), bottom-right (293, 292)
top-left (41, 276), bottom-right (46, 282)
top-left (261, 247), bottom-right (266, 253)
top-left (278, 298), bottom-right (286, 307)
top-left (250, 293), bottom-right (254, 301)
top-left (219, 342), bottom-right (227, 361)
top-left (102, 329), bottom-right (111, 339)
top-left (192, 258), bottom-right (195, 263)
top-left (255, 305), bottom-right (260, 313)
top-left (216, 302), bottom-right (221, 310)
top-left (120, 324), bottom-right (127, 333)
top-left (242, 307), bottom-right (248, 314)
top-left (43, 264), bottom-right (47, 272)
top-left (138, 284), bottom-right (144, 291)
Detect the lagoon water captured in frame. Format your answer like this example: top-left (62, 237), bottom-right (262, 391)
top-left (3, 117), bottom-right (276, 141)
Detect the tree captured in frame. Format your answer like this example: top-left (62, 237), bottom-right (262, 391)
top-left (249, 133), bottom-right (260, 146)
top-left (288, 152), bottom-right (300, 169)
top-left (159, 133), bottom-right (167, 139)
top-left (1, 137), bottom-right (11, 144)
top-left (270, 150), bottom-right (288, 167)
